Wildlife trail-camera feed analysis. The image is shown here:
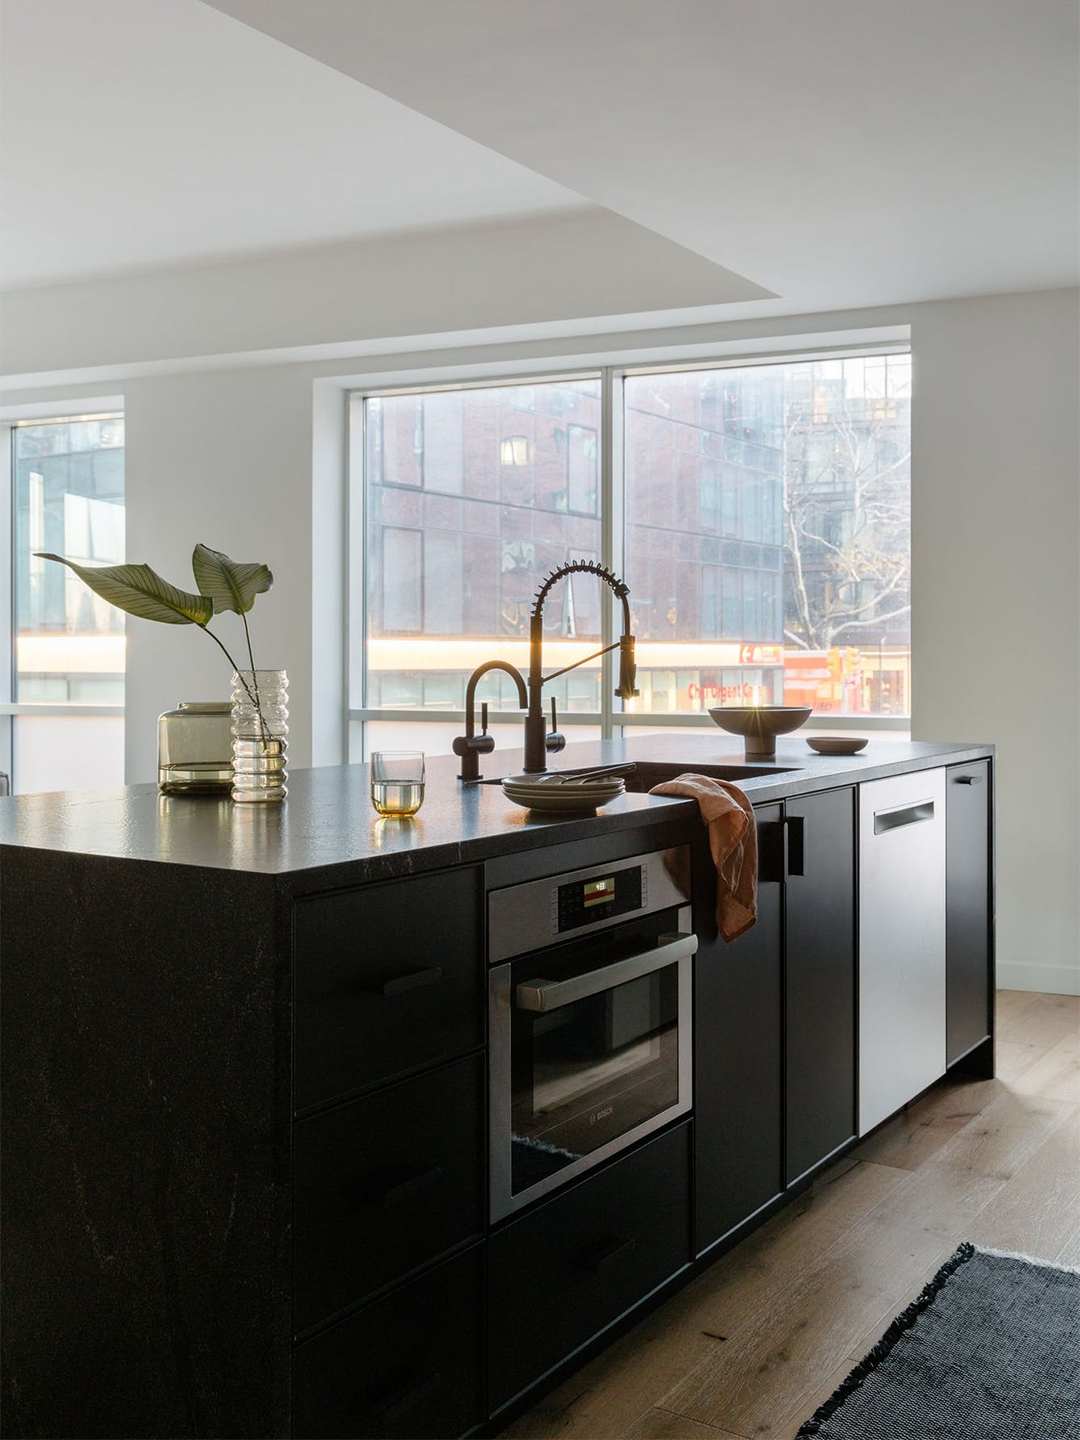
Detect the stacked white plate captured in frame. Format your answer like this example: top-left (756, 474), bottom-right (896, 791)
top-left (500, 772), bottom-right (626, 813)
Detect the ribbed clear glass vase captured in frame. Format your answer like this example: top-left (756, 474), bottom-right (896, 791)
top-left (230, 669), bottom-right (288, 803)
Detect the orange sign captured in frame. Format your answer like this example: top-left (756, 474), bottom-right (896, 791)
top-left (738, 644), bottom-right (782, 665)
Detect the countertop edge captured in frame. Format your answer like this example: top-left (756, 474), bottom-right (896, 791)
top-left (0, 741), bottom-right (994, 882)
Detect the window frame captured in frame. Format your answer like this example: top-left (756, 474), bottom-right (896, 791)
top-left (1, 401), bottom-right (126, 792)
top-left (346, 347), bottom-right (911, 755)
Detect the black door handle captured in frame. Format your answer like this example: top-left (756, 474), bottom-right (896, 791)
top-left (378, 965), bottom-right (443, 998)
top-left (379, 1165), bottom-right (443, 1209)
top-left (954, 774), bottom-right (983, 785)
top-left (784, 814), bottom-right (806, 877)
top-left (758, 819), bottom-right (786, 884)
top-left (583, 1236), bottom-right (637, 1274)
top-left (369, 1370), bottom-right (442, 1425)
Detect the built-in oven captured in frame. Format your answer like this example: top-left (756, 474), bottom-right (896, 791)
top-left (488, 848), bottom-right (695, 1221)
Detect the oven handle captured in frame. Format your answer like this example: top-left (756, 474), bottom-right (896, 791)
top-left (515, 931), bottom-right (698, 1014)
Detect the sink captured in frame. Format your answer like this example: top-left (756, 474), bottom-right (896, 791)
top-left (626, 762), bottom-right (798, 792)
top-left (473, 761), bottom-right (799, 790)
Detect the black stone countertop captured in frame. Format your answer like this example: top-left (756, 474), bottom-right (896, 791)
top-left (0, 735), bottom-right (992, 885)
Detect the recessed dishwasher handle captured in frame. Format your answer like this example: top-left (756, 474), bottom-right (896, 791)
top-left (515, 932), bottom-right (698, 1013)
top-left (873, 799), bottom-right (935, 835)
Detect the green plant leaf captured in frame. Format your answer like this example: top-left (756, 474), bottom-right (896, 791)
top-left (191, 543), bottom-right (273, 616)
top-left (36, 554), bottom-right (213, 626)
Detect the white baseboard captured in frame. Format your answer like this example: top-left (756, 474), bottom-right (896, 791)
top-left (996, 961), bottom-right (1080, 997)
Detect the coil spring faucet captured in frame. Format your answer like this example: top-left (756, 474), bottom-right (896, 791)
top-left (454, 559), bottom-right (638, 780)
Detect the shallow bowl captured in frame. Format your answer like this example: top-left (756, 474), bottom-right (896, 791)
top-left (707, 705), bottom-right (813, 738)
top-left (806, 736), bottom-right (868, 755)
top-left (707, 705), bottom-right (813, 760)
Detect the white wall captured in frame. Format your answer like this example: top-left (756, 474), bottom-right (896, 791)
top-left (122, 368), bottom-right (316, 779)
top-left (3, 287), bottom-right (1077, 993)
top-left (911, 290), bottom-right (1080, 996)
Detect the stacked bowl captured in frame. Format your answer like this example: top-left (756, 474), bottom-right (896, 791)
top-left (500, 771), bottom-right (626, 813)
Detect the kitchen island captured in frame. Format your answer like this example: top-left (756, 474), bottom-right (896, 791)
top-left (0, 735), bottom-right (994, 1439)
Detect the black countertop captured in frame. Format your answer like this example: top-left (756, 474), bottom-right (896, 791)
top-left (0, 735), bottom-right (993, 886)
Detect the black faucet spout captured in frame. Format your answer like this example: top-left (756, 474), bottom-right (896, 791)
top-left (523, 560), bottom-right (638, 774)
top-left (453, 660), bottom-right (528, 782)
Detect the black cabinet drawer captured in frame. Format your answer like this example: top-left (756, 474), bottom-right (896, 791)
top-left (293, 868), bottom-right (483, 1112)
top-left (487, 1122), bottom-right (691, 1413)
top-left (292, 1246), bottom-right (483, 1440)
top-left (293, 1054), bottom-right (484, 1335)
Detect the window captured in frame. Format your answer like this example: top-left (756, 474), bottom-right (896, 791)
top-left (350, 351), bottom-right (910, 756)
top-left (357, 377), bottom-right (603, 751)
top-left (624, 355), bottom-right (910, 719)
top-left (4, 414), bottom-right (125, 793)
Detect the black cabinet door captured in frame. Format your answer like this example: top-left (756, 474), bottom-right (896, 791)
top-left (784, 787), bottom-right (856, 1185)
top-left (694, 805), bottom-right (783, 1253)
top-left (293, 1054), bottom-right (485, 1335)
top-left (946, 761), bottom-right (992, 1064)
top-left (293, 867), bottom-right (484, 1113)
top-left (292, 1247), bottom-right (483, 1440)
top-left (487, 1123), bottom-right (691, 1414)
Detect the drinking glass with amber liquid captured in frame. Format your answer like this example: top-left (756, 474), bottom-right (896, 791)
top-left (370, 751), bottom-right (425, 817)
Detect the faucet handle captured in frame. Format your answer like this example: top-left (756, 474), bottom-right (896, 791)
top-left (546, 697), bottom-right (566, 755)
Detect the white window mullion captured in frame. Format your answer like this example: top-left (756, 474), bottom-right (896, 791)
top-left (0, 423), bottom-right (12, 781)
top-left (601, 365), bottom-right (628, 742)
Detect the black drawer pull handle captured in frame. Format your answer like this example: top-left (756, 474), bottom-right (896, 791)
top-left (370, 1370), bottom-right (442, 1425)
top-left (954, 773), bottom-right (983, 785)
top-left (380, 1165), bottom-right (443, 1209)
top-left (583, 1236), bottom-right (637, 1274)
top-left (379, 965), bottom-right (443, 998)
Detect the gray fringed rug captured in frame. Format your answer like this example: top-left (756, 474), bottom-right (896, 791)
top-left (796, 1242), bottom-right (1080, 1439)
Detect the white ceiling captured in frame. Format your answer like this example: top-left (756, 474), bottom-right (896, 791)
top-left (206, 0), bottom-right (1080, 310)
top-left (0, 0), bottom-right (594, 286)
top-left (1, 0), bottom-right (1076, 315)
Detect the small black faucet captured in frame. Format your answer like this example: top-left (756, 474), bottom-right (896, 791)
top-left (454, 560), bottom-right (638, 780)
top-left (453, 660), bottom-right (528, 782)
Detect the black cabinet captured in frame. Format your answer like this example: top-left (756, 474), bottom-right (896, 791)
top-left (293, 1054), bottom-right (485, 1335)
top-left (946, 761), bottom-right (992, 1064)
top-left (292, 1246), bottom-right (484, 1440)
top-left (293, 868), bottom-right (484, 1113)
top-left (784, 788), bottom-right (856, 1184)
top-left (694, 789), bottom-right (856, 1251)
top-left (694, 805), bottom-right (783, 1253)
top-left (487, 1123), bottom-right (691, 1414)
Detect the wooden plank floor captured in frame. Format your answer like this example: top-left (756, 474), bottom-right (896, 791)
top-left (504, 990), bottom-right (1080, 1440)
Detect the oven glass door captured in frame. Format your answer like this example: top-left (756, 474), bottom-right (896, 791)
top-left (508, 931), bottom-right (689, 1200)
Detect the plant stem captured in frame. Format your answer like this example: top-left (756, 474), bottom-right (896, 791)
top-left (199, 625), bottom-right (275, 743)
top-left (240, 610), bottom-right (268, 750)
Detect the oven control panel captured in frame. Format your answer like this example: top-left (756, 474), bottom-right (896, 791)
top-left (552, 865), bottom-right (645, 934)
top-left (488, 846), bottom-right (690, 963)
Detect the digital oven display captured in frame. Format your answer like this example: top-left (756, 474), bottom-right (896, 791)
top-left (583, 877), bottom-right (616, 908)
top-left (555, 865), bottom-right (645, 932)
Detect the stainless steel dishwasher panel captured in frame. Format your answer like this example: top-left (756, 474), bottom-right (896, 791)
top-left (858, 767), bottom-right (946, 1135)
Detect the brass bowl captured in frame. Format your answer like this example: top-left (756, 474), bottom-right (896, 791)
top-left (708, 706), bottom-right (813, 760)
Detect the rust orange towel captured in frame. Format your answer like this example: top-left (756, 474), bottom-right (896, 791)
top-left (649, 773), bottom-right (758, 941)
